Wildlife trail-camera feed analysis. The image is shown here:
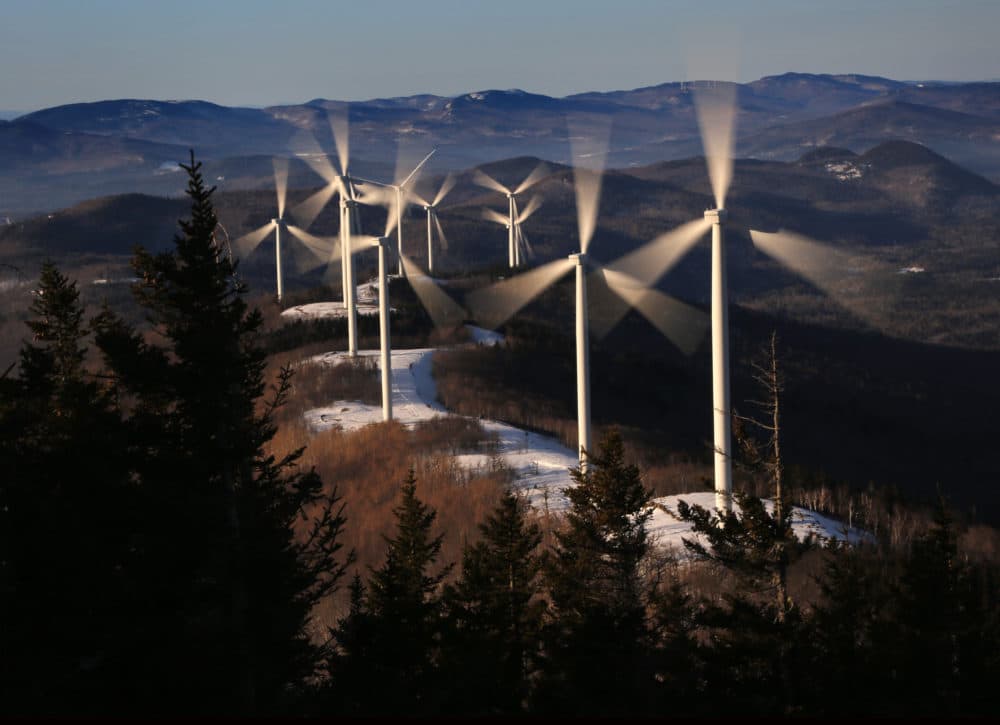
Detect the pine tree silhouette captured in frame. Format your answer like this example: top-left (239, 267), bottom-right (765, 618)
top-left (441, 489), bottom-right (545, 714)
top-left (93, 152), bottom-right (349, 715)
top-left (539, 430), bottom-right (655, 715)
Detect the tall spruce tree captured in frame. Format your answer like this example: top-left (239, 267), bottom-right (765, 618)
top-left (0, 261), bottom-right (135, 715)
top-left (441, 489), bottom-right (545, 714)
top-left (93, 153), bottom-right (348, 715)
top-left (538, 430), bottom-right (655, 715)
top-left (329, 470), bottom-right (451, 715)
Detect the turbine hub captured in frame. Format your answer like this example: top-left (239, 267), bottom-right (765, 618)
top-left (374, 236), bottom-right (392, 248)
top-left (569, 252), bottom-right (587, 265)
top-left (704, 208), bottom-right (728, 223)
top-left (271, 217), bottom-right (285, 226)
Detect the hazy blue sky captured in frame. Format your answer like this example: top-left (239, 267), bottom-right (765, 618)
top-left (2, 0), bottom-right (998, 111)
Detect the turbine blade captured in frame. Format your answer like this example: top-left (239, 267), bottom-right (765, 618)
top-left (608, 217), bottom-right (711, 286)
top-left (287, 224), bottom-right (338, 273)
top-left (513, 162), bottom-right (549, 195)
top-left (749, 229), bottom-right (891, 326)
top-left (433, 212), bottom-right (449, 250)
top-left (573, 167), bottom-right (603, 254)
top-left (466, 258), bottom-right (574, 330)
top-left (273, 157), bottom-right (289, 218)
top-left (604, 270), bottom-right (708, 355)
top-left (432, 173), bottom-right (456, 207)
top-left (398, 147), bottom-right (436, 188)
top-left (517, 224), bottom-right (534, 260)
top-left (693, 83), bottom-right (738, 209)
top-left (483, 208), bottom-right (511, 227)
top-left (473, 169), bottom-right (510, 195)
top-left (291, 183), bottom-right (338, 230)
top-left (301, 150), bottom-right (340, 188)
top-left (401, 254), bottom-right (467, 329)
top-left (232, 222), bottom-right (274, 257)
top-left (516, 195), bottom-right (542, 224)
top-left (329, 109), bottom-right (350, 176)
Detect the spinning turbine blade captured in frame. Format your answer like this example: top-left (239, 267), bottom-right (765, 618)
top-left (610, 217), bottom-right (711, 285)
top-left (749, 229), bottom-right (890, 325)
top-left (287, 225), bottom-right (337, 272)
top-left (432, 174), bottom-right (456, 207)
top-left (513, 163), bottom-right (549, 195)
top-left (273, 157), bottom-right (289, 218)
top-left (398, 147), bottom-right (436, 188)
top-left (516, 195), bottom-right (542, 224)
top-left (483, 208), bottom-right (511, 227)
top-left (693, 83), bottom-right (738, 209)
top-left (292, 183), bottom-right (338, 229)
top-left (573, 167), bottom-right (603, 254)
top-left (467, 258), bottom-right (574, 330)
top-left (601, 269), bottom-right (708, 355)
top-left (433, 212), bottom-right (449, 250)
top-left (233, 222), bottom-right (274, 256)
top-left (400, 255), bottom-right (467, 329)
top-left (588, 218), bottom-right (710, 336)
top-left (329, 109), bottom-right (350, 176)
top-left (473, 170), bottom-right (510, 195)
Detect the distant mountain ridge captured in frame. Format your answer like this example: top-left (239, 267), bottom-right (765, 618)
top-left (3, 72), bottom-right (999, 217)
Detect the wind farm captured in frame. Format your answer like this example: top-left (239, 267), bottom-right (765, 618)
top-left (4, 1), bottom-right (1000, 715)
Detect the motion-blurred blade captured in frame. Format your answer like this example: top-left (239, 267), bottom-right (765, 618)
top-left (749, 229), bottom-right (891, 327)
top-left (693, 83), bottom-right (738, 209)
top-left (383, 204), bottom-right (399, 238)
top-left (398, 147), bottom-right (436, 188)
top-left (517, 225), bottom-right (534, 260)
top-left (483, 208), bottom-right (510, 227)
top-left (433, 212), bottom-right (449, 250)
top-left (287, 224), bottom-right (338, 272)
top-left (292, 183), bottom-right (338, 229)
top-left (513, 163), bottom-right (549, 195)
top-left (516, 195), bottom-right (542, 224)
top-left (432, 173), bottom-right (456, 207)
top-left (609, 217), bottom-right (710, 286)
top-left (297, 132), bottom-right (341, 184)
top-left (573, 167), bottom-right (603, 254)
top-left (466, 258), bottom-right (574, 330)
top-left (473, 169), bottom-right (510, 195)
top-left (602, 269), bottom-right (708, 354)
top-left (329, 109), bottom-right (350, 176)
top-left (273, 157), bottom-right (289, 218)
top-left (232, 222), bottom-right (274, 257)
top-left (400, 255), bottom-right (467, 329)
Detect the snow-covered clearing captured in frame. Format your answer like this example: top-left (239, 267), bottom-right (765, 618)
top-left (281, 282), bottom-right (382, 321)
top-left (299, 323), bottom-right (863, 551)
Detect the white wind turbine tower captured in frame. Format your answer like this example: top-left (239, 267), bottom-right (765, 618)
top-left (475, 164), bottom-right (548, 268)
top-left (693, 81), bottom-right (739, 512)
top-left (409, 174), bottom-right (455, 273)
top-left (233, 157), bottom-right (338, 302)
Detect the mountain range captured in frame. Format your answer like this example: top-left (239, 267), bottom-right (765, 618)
top-left (2, 72), bottom-right (999, 217)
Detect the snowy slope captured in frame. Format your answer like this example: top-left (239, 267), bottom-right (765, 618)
top-left (301, 329), bottom-right (863, 547)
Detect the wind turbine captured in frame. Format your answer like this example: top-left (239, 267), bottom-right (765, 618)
top-left (482, 194), bottom-right (543, 269)
top-left (467, 128), bottom-right (709, 472)
top-left (233, 157), bottom-right (338, 303)
top-left (353, 147), bottom-right (437, 276)
top-left (287, 110), bottom-right (371, 354)
top-left (475, 164), bottom-right (548, 268)
top-left (409, 174), bottom-right (456, 273)
top-left (681, 80), bottom-right (886, 512)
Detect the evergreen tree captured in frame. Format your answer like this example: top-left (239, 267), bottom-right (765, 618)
top-left (0, 261), bottom-right (135, 715)
top-left (538, 430), bottom-right (655, 715)
top-left (441, 489), bottom-right (545, 714)
top-left (93, 153), bottom-right (349, 715)
top-left (329, 470), bottom-right (451, 715)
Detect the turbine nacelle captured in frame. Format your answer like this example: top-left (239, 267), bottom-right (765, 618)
top-left (704, 208), bottom-right (728, 224)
